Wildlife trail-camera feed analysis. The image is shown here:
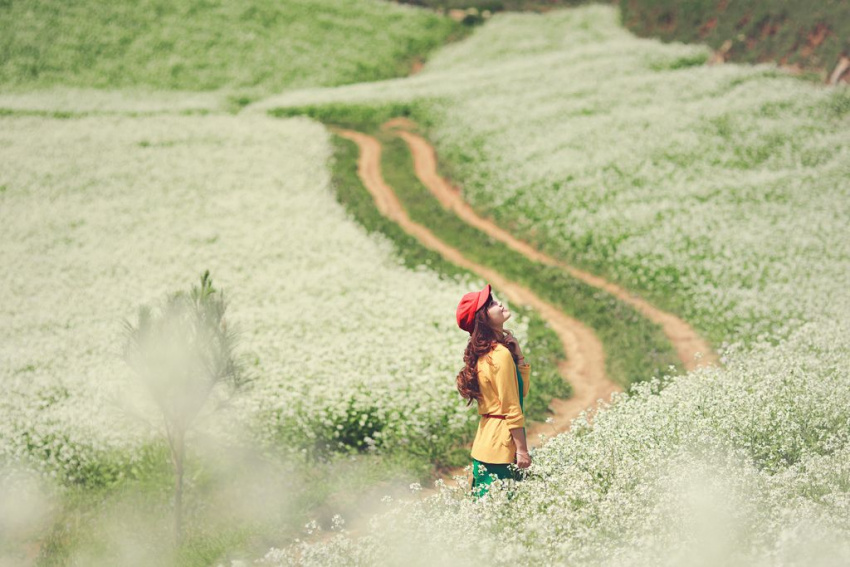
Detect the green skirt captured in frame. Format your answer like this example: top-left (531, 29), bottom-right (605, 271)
top-left (471, 458), bottom-right (522, 499)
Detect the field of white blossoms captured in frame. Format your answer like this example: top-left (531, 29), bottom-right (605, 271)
top-left (254, 4), bottom-right (850, 352)
top-left (0, 1), bottom-right (488, 562)
top-left (251, 4), bottom-right (850, 565)
top-left (0, 113), bottom-right (508, 487)
top-left (1, 0), bottom-right (848, 565)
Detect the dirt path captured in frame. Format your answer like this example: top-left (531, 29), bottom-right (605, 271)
top-left (330, 121), bottom-right (719, 499)
top-left (331, 126), bottom-right (618, 491)
top-left (382, 117), bottom-right (719, 373)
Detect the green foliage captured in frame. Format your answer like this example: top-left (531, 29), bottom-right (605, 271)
top-left (312, 392), bottom-right (389, 455)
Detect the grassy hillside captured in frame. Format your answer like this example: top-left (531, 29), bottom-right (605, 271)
top-left (0, 0), bottom-right (466, 99)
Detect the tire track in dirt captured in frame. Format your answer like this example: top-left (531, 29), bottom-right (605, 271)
top-left (382, 117), bottom-right (719, 373)
top-left (331, 126), bottom-right (619, 495)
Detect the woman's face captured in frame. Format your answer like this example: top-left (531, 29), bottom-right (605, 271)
top-left (484, 294), bottom-right (510, 326)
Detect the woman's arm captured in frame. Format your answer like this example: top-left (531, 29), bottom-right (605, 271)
top-left (510, 427), bottom-right (529, 455)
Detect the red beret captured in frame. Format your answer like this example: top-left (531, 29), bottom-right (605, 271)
top-left (456, 283), bottom-right (491, 334)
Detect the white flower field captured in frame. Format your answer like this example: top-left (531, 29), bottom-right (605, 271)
top-left (256, 5), bottom-right (850, 352)
top-left (0, 114), bottom-right (496, 484)
top-left (1, 1), bottom-right (848, 565)
top-left (253, 4), bottom-right (850, 565)
top-left (269, 320), bottom-right (850, 565)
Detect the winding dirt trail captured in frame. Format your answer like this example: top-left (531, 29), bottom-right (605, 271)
top-left (332, 126), bottom-right (616, 481)
top-left (382, 117), bottom-right (719, 373)
top-left (330, 120), bottom-right (719, 496)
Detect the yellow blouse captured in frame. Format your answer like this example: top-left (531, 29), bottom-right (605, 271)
top-left (469, 343), bottom-right (531, 464)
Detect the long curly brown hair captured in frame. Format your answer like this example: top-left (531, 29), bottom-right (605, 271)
top-left (456, 294), bottom-right (521, 406)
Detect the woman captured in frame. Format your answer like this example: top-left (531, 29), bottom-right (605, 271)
top-left (455, 283), bottom-right (531, 499)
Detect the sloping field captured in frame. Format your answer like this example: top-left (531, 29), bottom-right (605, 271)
top-left (251, 4), bottom-right (850, 564)
top-left (0, 113), bottom-right (489, 486)
top-left (0, 0), bottom-right (464, 111)
top-left (252, 4), bottom-right (850, 353)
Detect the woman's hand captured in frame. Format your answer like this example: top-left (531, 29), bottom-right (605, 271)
top-left (515, 451), bottom-right (532, 469)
